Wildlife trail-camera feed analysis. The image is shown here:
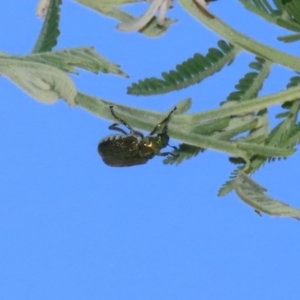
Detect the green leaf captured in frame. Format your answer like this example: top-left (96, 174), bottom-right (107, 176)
top-left (0, 59), bottom-right (76, 105)
top-left (19, 47), bottom-right (128, 77)
top-left (234, 172), bottom-right (300, 219)
top-left (163, 144), bottom-right (204, 165)
top-left (284, 1), bottom-right (300, 27)
top-left (127, 41), bottom-right (238, 96)
top-left (277, 33), bottom-right (300, 43)
top-left (33, 0), bottom-right (62, 53)
top-left (227, 57), bottom-right (271, 101)
top-left (174, 98), bottom-right (192, 114)
top-left (218, 169), bottom-right (241, 196)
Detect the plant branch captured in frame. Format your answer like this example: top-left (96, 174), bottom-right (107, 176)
top-left (178, 0), bottom-right (300, 72)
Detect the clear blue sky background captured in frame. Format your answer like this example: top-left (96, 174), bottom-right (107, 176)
top-left (1, 1), bottom-right (300, 299)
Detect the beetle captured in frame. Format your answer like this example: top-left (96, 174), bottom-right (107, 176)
top-left (98, 106), bottom-right (178, 167)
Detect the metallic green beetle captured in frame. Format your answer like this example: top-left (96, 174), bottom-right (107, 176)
top-left (98, 106), bottom-right (177, 167)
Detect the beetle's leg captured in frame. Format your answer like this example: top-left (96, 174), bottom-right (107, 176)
top-left (150, 106), bottom-right (177, 135)
top-left (110, 106), bottom-right (144, 138)
top-left (109, 123), bottom-right (128, 135)
top-left (110, 106), bottom-right (135, 131)
top-left (157, 151), bottom-right (179, 157)
top-left (168, 144), bottom-right (178, 150)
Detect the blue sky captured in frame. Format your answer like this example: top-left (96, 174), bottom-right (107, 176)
top-left (1, 1), bottom-right (300, 299)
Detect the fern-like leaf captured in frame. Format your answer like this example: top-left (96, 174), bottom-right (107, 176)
top-left (229, 157), bottom-right (246, 165)
top-left (242, 101), bottom-right (300, 172)
top-left (0, 47), bottom-right (127, 80)
top-left (287, 122), bottom-right (300, 146)
top-left (281, 1), bottom-right (300, 25)
top-left (239, 0), bottom-right (282, 23)
top-left (239, 0), bottom-right (300, 42)
top-left (226, 57), bottom-right (270, 101)
top-left (276, 0), bottom-right (300, 42)
top-left (127, 40), bottom-right (237, 96)
top-left (163, 144), bottom-right (205, 165)
top-left (25, 48), bottom-right (127, 77)
top-left (282, 74), bottom-right (300, 108)
top-left (218, 168), bottom-right (241, 196)
top-left (234, 172), bottom-right (300, 219)
top-left (32, 0), bottom-right (61, 53)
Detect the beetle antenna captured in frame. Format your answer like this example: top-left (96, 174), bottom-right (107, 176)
top-left (150, 106), bottom-right (177, 135)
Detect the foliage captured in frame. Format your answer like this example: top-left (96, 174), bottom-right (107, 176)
top-left (2, 0), bottom-right (300, 218)
top-left (127, 41), bottom-right (236, 95)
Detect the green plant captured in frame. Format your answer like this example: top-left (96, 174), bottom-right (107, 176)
top-left (2, 0), bottom-right (300, 218)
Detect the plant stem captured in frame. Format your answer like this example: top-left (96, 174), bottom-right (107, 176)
top-left (178, 0), bottom-right (300, 72)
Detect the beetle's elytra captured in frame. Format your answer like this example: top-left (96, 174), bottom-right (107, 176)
top-left (98, 106), bottom-right (178, 167)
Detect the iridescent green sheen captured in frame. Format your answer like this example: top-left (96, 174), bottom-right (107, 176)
top-left (98, 106), bottom-right (177, 167)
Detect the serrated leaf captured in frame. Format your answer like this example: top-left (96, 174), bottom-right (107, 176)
top-left (127, 40), bottom-right (238, 95)
top-left (2, 47), bottom-right (127, 80)
top-left (218, 168), bottom-right (241, 196)
top-left (234, 172), bottom-right (300, 219)
top-left (226, 57), bottom-right (270, 102)
top-left (239, 0), bottom-right (299, 29)
top-left (33, 0), bottom-right (61, 53)
top-left (29, 47), bottom-right (128, 77)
